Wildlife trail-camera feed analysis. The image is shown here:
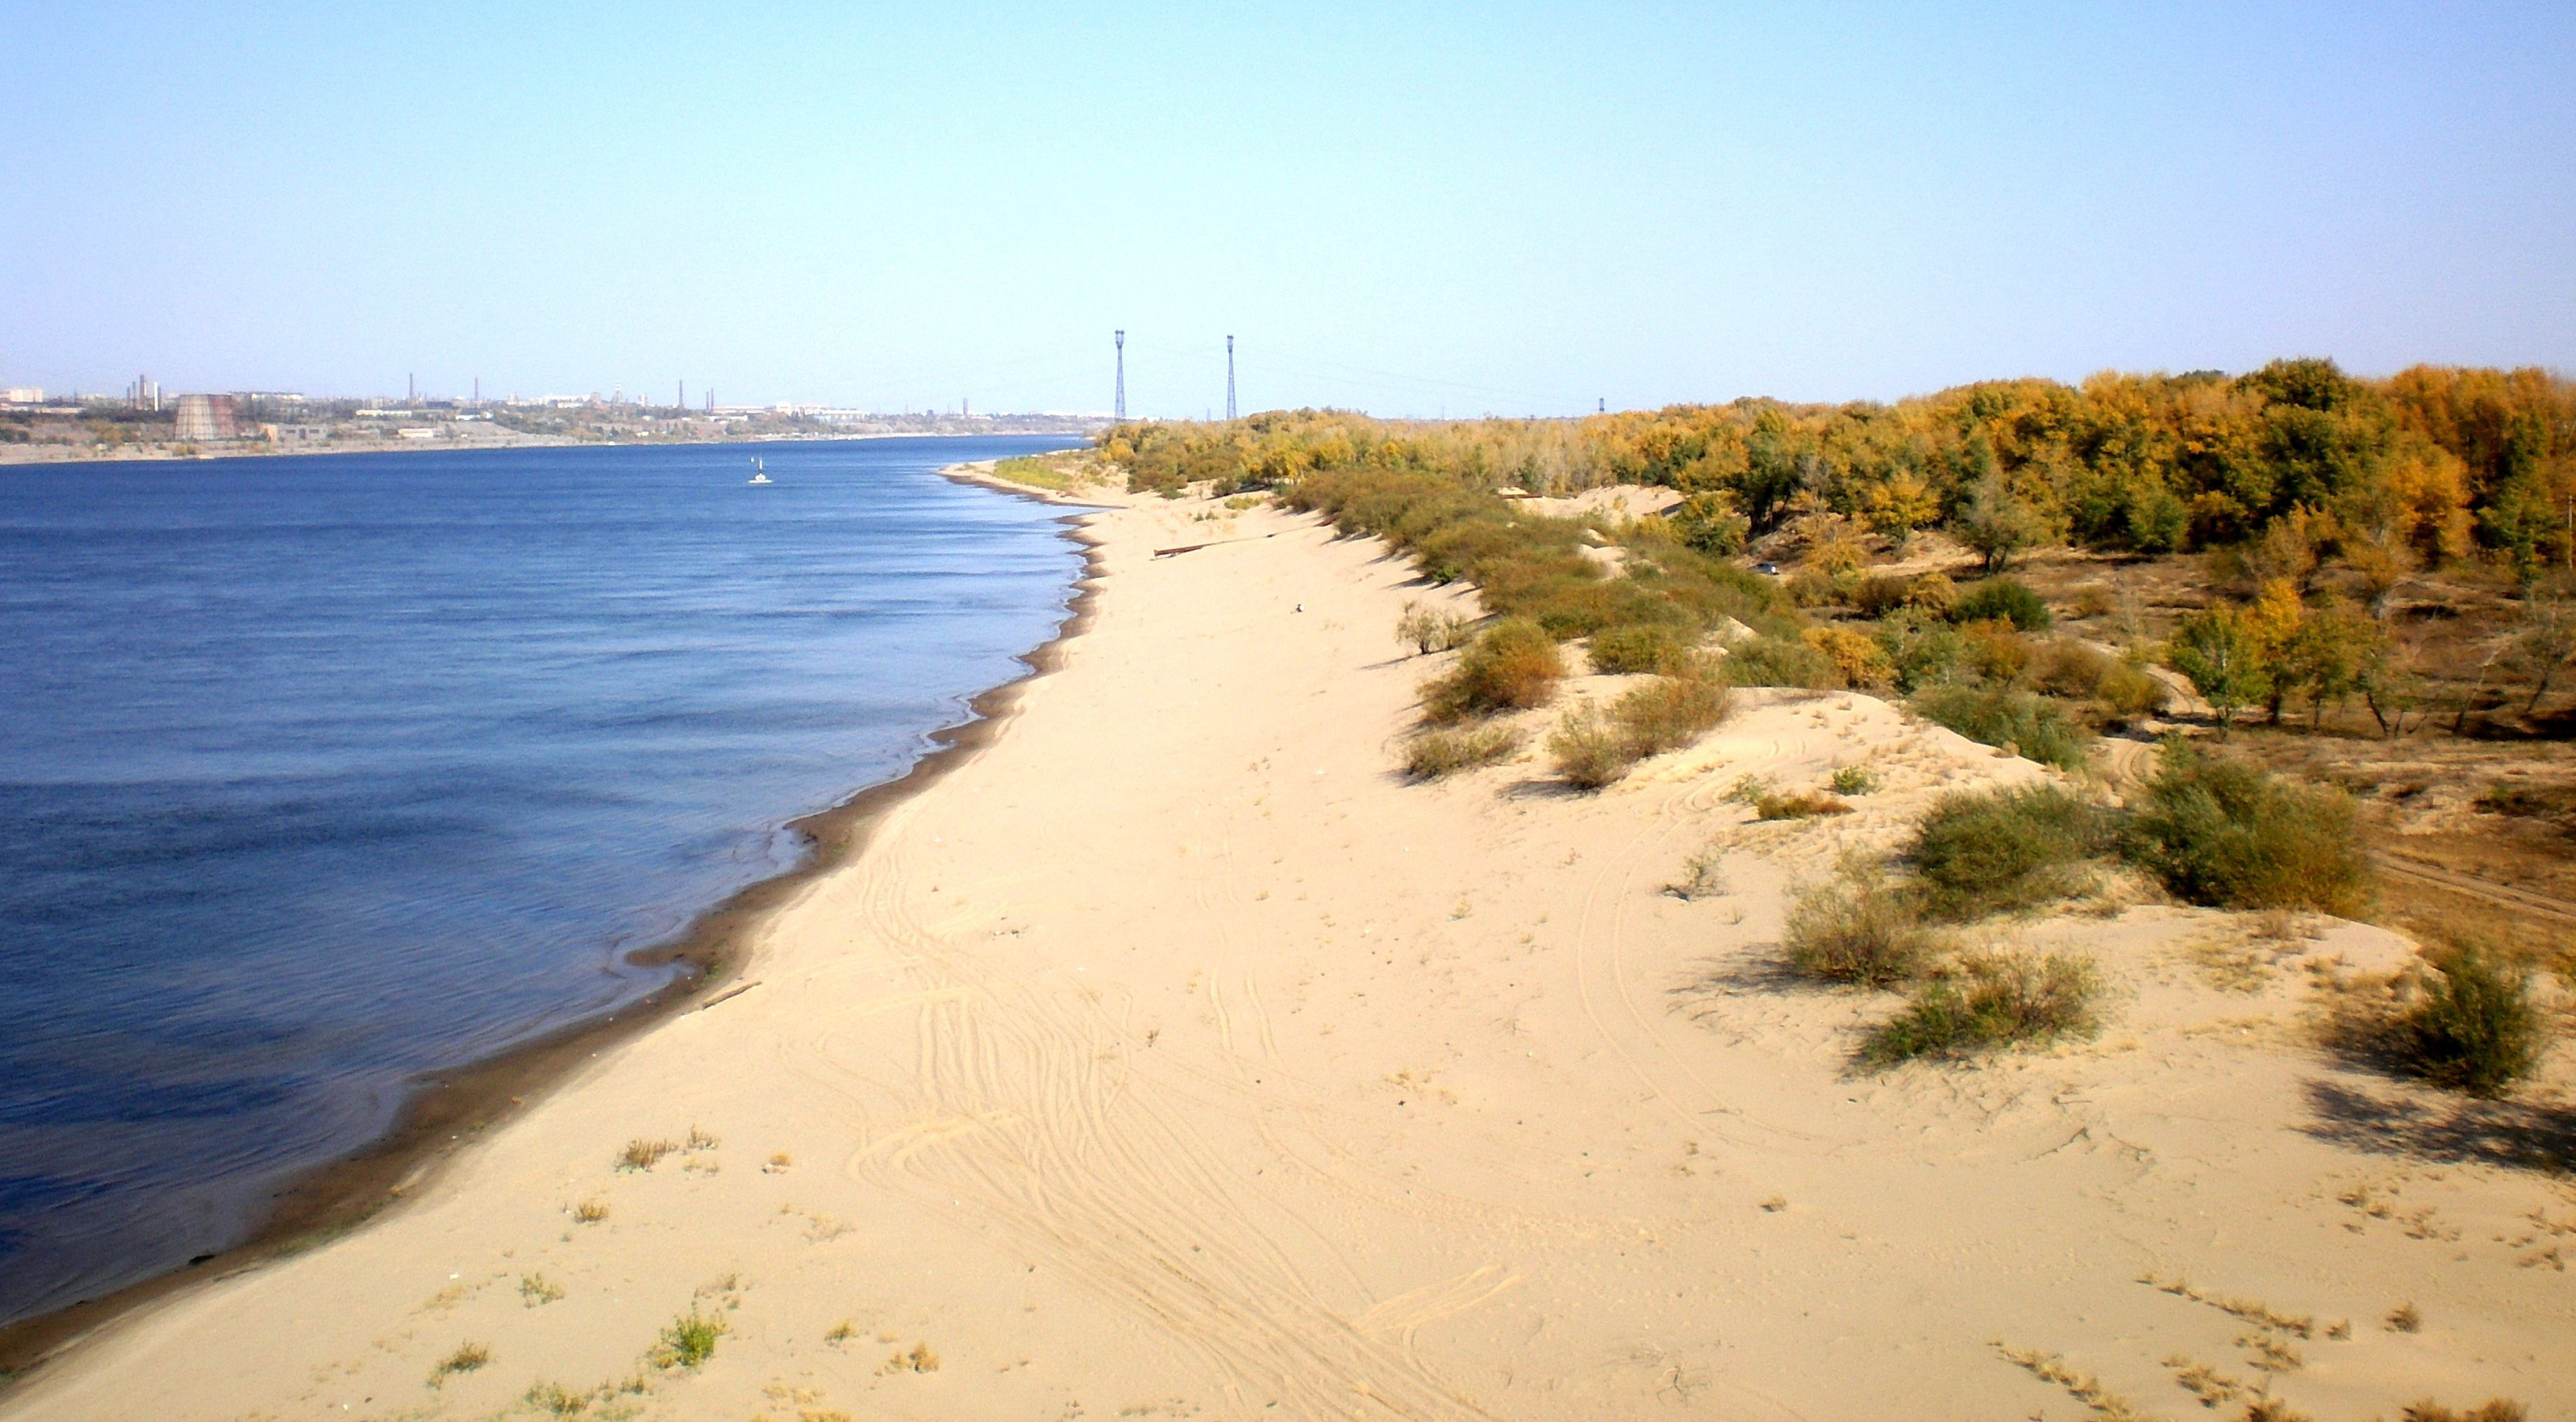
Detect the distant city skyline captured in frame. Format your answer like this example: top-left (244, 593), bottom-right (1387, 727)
top-left (4, 2), bottom-right (2571, 418)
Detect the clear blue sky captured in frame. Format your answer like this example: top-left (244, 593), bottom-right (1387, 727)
top-left (3, 2), bottom-right (2570, 416)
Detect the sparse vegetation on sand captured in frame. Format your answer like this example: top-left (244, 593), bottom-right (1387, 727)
top-left (519, 1272), bottom-right (565, 1306)
top-left (881, 1340), bottom-right (941, 1374)
top-left (1783, 862), bottom-right (1935, 987)
top-left (1549, 670), bottom-right (1733, 789)
top-left (1862, 950), bottom-right (2101, 1064)
top-left (1909, 785), bottom-right (2113, 920)
top-left (1828, 764), bottom-right (1879, 795)
top-left (1421, 618), bottom-right (1564, 722)
top-left (570, 1197), bottom-right (610, 1223)
top-left (1401, 722), bottom-right (1525, 779)
top-left (2123, 740), bottom-right (2372, 914)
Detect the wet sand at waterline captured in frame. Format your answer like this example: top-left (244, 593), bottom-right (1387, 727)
top-left (11, 484), bottom-right (2570, 1420)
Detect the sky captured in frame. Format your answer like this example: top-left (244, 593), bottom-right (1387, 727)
top-left (1, 1), bottom-right (2570, 418)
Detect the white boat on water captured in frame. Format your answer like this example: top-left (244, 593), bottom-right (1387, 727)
top-left (748, 456), bottom-right (771, 485)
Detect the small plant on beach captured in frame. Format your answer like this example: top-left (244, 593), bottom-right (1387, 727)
top-left (1395, 600), bottom-right (1474, 655)
top-left (617, 1137), bottom-right (677, 1171)
top-left (1667, 845), bottom-right (1727, 900)
top-left (1862, 950), bottom-right (2101, 1065)
top-left (2122, 741), bottom-right (2372, 914)
top-left (525, 1381), bottom-right (590, 1417)
top-left (1401, 722), bottom-right (1525, 779)
top-left (825, 1318), bottom-right (860, 1344)
top-left (2386, 1302), bottom-right (2422, 1333)
top-left (684, 1125), bottom-right (720, 1151)
top-left (651, 1310), bottom-right (728, 1370)
top-left (519, 1272), bottom-right (565, 1307)
top-left (1828, 764), bottom-right (1879, 796)
top-left (570, 1197), bottom-right (610, 1224)
top-left (429, 1342), bottom-right (491, 1386)
top-left (1588, 622), bottom-right (1689, 675)
top-left (1783, 861), bottom-right (1933, 987)
top-left (2394, 941), bottom-right (2547, 1098)
top-left (881, 1341), bottom-right (941, 1374)
top-left (1908, 785), bottom-right (2113, 920)
top-left (1421, 617), bottom-right (1564, 721)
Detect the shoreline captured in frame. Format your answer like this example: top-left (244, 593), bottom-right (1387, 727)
top-left (0, 467), bottom-right (1108, 1378)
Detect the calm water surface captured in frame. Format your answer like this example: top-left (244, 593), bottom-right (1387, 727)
top-left (0, 436), bottom-right (1086, 1323)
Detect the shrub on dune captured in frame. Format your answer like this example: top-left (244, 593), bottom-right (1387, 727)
top-left (1862, 950), bottom-right (2101, 1065)
top-left (1908, 785), bottom-right (2113, 920)
top-left (1421, 617), bottom-right (1564, 722)
top-left (2122, 741), bottom-right (2372, 915)
top-left (1909, 685), bottom-right (2093, 770)
top-left (1401, 723), bottom-right (1525, 780)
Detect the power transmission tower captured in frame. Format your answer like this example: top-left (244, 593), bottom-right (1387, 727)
top-left (1226, 335), bottom-right (1236, 421)
top-left (1114, 330), bottom-right (1126, 421)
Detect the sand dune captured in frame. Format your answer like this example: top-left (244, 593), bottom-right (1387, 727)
top-left (8, 488), bottom-right (2569, 1421)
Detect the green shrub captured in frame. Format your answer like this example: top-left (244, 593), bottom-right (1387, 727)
top-left (2025, 638), bottom-right (2113, 698)
top-left (1421, 617), bottom-right (1564, 722)
top-left (1952, 577), bottom-right (2053, 631)
top-left (1861, 951), bottom-right (2101, 1065)
top-left (1909, 685), bottom-right (2094, 770)
top-left (2398, 943), bottom-right (2546, 1097)
top-left (1401, 723), bottom-right (1525, 779)
top-left (1852, 573), bottom-right (1916, 618)
top-left (1909, 786), bottom-right (2112, 920)
top-left (1784, 866), bottom-right (1933, 987)
top-left (652, 1311), bottom-right (727, 1370)
top-left (1829, 765), bottom-right (1879, 795)
top-left (1549, 704), bottom-right (1636, 789)
top-left (1875, 608), bottom-right (1967, 693)
top-left (1589, 622), bottom-right (1690, 674)
top-left (2095, 661), bottom-right (2171, 718)
top-left (1722, 635), bottom-right (1840, 689)
top-left (2122, 742), bottom-right (2372, 914)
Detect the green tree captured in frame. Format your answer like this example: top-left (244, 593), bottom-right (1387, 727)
top-left (2168, 605), bottom-right (2265, 731)
top-left (1956, 472), bottom-right (2050, 573)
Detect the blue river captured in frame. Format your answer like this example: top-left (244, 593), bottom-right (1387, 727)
top-left (0, 435), bottom-right (1087, 1324)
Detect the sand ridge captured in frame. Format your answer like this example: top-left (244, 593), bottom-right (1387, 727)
top-left (7, 488), bottom-right (2570, 1420)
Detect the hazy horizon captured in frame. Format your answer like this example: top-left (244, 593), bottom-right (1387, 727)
top-left (4, 2), bottom-right (2571, 417)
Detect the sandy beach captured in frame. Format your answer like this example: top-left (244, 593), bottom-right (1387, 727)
top-left (7, 481), bottom-right (2570, 1421)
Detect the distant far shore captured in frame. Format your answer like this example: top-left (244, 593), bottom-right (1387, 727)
top-left (0, 424), bottom-right (1101, 468)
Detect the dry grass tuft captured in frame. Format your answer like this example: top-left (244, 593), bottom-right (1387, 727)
top-left (1666, 845), bottom-right (1728, 900)
top-left (570, 1197), bottom-right (610, 1224)
top-left (881, 1340), bottom-right (941, 1374)
top-left (1401, 722), bottom-right (1525, 779)
top-left (1756, 790), bottom-right (1851, 820)
top-left (2400, 1402), bottom-right (2528, 1422)
top-left (1396, 600), bottom-right (1474, 655)
top-left (617, 1138), bottom-right (677, 1171)
top-left (519, 1272), bottom-right (565, 1307)
top-left (1996, 1343), bottom-right (2154, 1421)
top-left (2386, 1302), bottom-right (2421, 1332)
top-left (429, 1341), bottom-right (491, 1386)
top-left (684, 1125), bottom-right (720, 1151)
